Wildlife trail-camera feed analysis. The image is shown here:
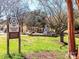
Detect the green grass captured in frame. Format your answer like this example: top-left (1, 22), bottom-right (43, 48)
top-left (0, 34), bottom-right (78, 59)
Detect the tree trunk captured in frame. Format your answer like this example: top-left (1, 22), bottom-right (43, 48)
top-left (21, 21), bottom-right (23, 33)
top-left (60, 32), bottom-right (64, 43)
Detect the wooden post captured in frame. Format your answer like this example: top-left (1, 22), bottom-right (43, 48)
top-left (19, 25), bottom-right (21, 53)
top-left (66, 0), bottom-right (76, 56)
top-left (7, 32), bottom-right (10, 55)
top-left (7, 17), bottom-right (10, 55)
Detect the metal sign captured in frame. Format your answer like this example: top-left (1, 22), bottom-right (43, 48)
top-left (9, 17), bottom-right (19, 32)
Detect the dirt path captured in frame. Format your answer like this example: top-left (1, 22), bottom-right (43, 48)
top-left (24, 51), bottom-right (56, 59)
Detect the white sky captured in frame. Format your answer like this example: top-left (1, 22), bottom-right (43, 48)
top-left (28, 0), bottom-right (39, 11)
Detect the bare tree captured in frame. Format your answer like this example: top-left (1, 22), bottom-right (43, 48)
top-left (0, 0), bottom-right (30, 33)
top-left (24, 10), bottom-right (47, 30)
top-left (37, 0), bottom-right (67, 44)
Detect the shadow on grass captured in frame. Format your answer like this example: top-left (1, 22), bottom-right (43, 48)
top-left (29, 35), bottom-right (58, 37)
top-left (4, 53), bottom-right (24, 59)
top-left (8, 54), bottom-right (13, 59)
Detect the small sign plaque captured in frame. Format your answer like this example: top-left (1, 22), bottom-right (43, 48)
top-left (9, 17), bottom-right (19, 32)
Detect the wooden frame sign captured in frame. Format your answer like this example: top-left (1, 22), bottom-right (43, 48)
top-left (9, 17), bottom-right (19, 39)
top-left (7, 17), bottom-right (21, 54)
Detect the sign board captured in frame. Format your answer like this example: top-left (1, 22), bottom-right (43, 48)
top-left (7, 16), bottom-right (21, 55)
top-left (8, 17), bottom-right (20, 39)
top-left (9, 17), bottom-right (19, 32)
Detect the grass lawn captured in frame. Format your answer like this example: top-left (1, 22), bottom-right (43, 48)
top-left (0, 34), bottom-right (79, 59)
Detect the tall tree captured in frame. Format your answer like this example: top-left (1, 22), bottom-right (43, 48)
top-left (24, 10), bottom-right (47, 28)
top-left (38, 0), bottom-right (67, 44)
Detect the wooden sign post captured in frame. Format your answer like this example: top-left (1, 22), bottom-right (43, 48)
top-left (7, 17), bottom-right (21, 55)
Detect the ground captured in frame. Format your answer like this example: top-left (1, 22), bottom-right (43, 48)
top-left (25, 51), bottom-right (56, 59)
top-left (0, 34), bottom-right (79, 59)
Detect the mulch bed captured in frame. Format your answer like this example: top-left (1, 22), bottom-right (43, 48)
top-left (24, 51), bottom-right (56, 59)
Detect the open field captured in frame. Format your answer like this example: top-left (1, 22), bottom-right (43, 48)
top-left (0, 34), bottom-right (79, 59)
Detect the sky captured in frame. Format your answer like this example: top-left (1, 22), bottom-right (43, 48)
top-left (1, 0), bottom-right (66, 19)
top-left (28, 0), bottom-right (39, 10)
top-left (0, 0), bottom-right (38, 19)
top-left (28, 0), bottom-right (66, 10)
top-left (1, 0), bottom-right (76, 19)
top-left (20, 0), bottom-right (78, 14)
top-left (21, 0), bottom-right (39, 11)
